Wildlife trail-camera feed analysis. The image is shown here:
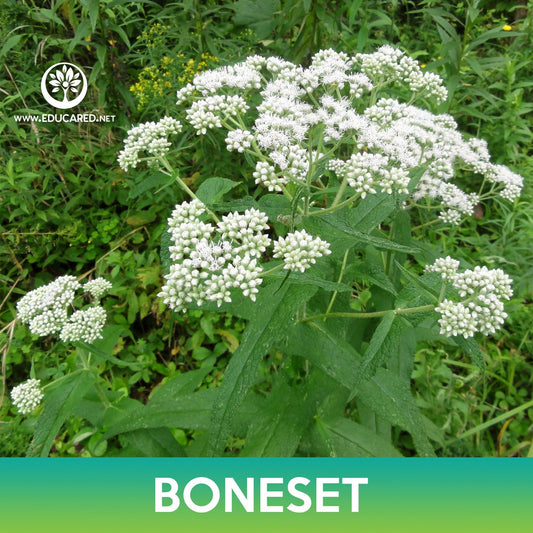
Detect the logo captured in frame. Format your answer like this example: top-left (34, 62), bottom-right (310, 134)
top-left (40, 62), bottom-right (88, 109)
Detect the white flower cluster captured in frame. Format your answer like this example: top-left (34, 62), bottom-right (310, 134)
top-left (16, 276), bottom-right (110, 343)
top-left (186, 95), bottom-right (248, 135)
top-left (226, 129), bottom-right (254, 152)
top-left (425, 256), bottom-right (460, 280)
top-left (160, 199), bottom-right (334, 310)
top-left (84, 278), bottom-right (112, 299)
top-left (273, 229), bottom-right (331, 272)
top-left (118, 116), bottom-right (182, 171)
top-left (427, 257), bottom-right (513, 338)
top-left (163, 46), bottom-right (522, 222)
top-left (59, 306), bottom-right (108, 343)
top-left (159, 199), bottom-right (270, 311)
top-left (10, 378), bottom-right (44, 415)
top-left (328, 152), bottom-right (410, 198)
top-left (354, 45), bottom-right (447, 103)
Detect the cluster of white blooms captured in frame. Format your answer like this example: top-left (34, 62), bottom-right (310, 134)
top-left (10, 378), bottom-right (44, 415)
top-left (84, 278), bottom-right (112, 299)
top-left (17, 275), bottom-right (80, 336)
top-left (160, 46), bottom-right (522, 223)
top-left (427, 257), bottom-right (513, 338)
top-left (328, 152), bottom-right (410, 198)
top-left (425, 256), bottom-right (460, 280)
top-left (273, 230), bottom-right (331, 272)
top-left (16, 276), bottom-right (110, 343)
top-left (118, 116), bottom-right (182, 171)
top-left (160, 199), bottom-right (334, 310)
top-left (226, 129), bottom-right (254, 152)
top-left (59, 306), bottom-right (108, 343)
top-left (253, 161), bottom-right (285, 191)
top-left (159, 200), bottom-right (270, 312)
top-left (186, 95), bottom-right (248, 135)
top-left (354, 45), bottom-right (447, 103)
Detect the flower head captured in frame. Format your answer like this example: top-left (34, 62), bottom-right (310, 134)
top-left (11, 379), bottom-right (44, 415)
top-left (428, 257), bottom-right (513, 338)
top-left (17, 276), bottom-right (111, 344)
top-left (273, 229), bottom-right (331, 272)
top-left (159, 199), bottom-right (271, 312)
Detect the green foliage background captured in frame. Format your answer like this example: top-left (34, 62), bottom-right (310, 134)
top-left (1, 0), bottom-right (532, 457)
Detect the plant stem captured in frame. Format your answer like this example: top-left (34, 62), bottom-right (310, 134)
top-left (306, 191), bottom-right (361, 217)
top-left (323, 249), bottom-right (349, 319)
top-left (301, 304), bottom-right (435, 323)
top-left (261, 263), bottom-right (285, 277)
top-left (77, 348), bottom-right (112, 408)
top-left (158, 156), bottom-right (219, 222)
top-left (330, 175), bottom-right (348, 209)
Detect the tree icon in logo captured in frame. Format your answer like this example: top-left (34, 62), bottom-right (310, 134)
top-left (41, 62), bottom-right (88, 110)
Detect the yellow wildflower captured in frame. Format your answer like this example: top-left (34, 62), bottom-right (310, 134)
top-left (502, 24), bottom-right (512, 31)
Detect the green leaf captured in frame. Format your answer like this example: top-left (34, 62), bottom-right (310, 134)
top-left (28, 370), bottom-right (96, 457)
top-left (288, 321), bottom-right (360, 390)
top-left (348, 262), bottom-right (398, 296)
top-left (269, 269), bottom-right (352, 292)
top-left (232, 0), bottom-right (281, 39)
top-left (290, 321), bottom-right (439, 456)
top-left (160, 225), bottom-right (172, 275)
top-left (196, 177), bottom-right (239, 205)
top-left (129, 173), bottom-right (173, 199)
top-left (466, 28), bottom-right (522, 53)
top-left (0, 34), bottom-right (23, 60)
top-left (206, 282), bottom-right (318, 455)
top-left (313, 417), bottom-right (402, 457)
top-left (350, 311), bottom-right (395, 393)
top-left (119, 428), bottom-right (187, 457)
top-left (80, 0), bottom-right (100, 32)
top-left (241, 379), bottom-right (311, 456)
top-left (149, 360), bottom-right (215, 404)
top-left (102, 389), bottom-right (216, 440)
top-left (453, 335), bottom-right (485, 374)
top-left (348, 193), bottom-right (397, 233)
top-left (258, 193), bottom-right (292, 221)
top-left (359, 369), bottom-right (439, 456)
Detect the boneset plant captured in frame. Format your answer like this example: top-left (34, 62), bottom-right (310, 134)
top-left (12, 46), bottom-right (523, 457)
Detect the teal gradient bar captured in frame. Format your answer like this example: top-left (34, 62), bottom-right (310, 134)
top-left (0, 459), bottom-right (531, 533)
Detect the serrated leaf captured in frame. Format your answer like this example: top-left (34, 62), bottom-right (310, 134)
top-left (289, 321), bottom-right (439, 456)
top-left (269, 269), bottom-right (352, 292)
top-left (453, 335), bottom-right (485, 373)
top-left (350, 311), bottom-right (395, 393)
top-left (102, 389), bottom-right (216, 440)
top-left (212, 196), bottom-right (257, 213)
top-left (304, 207), bottom-right (418, 256)
top-left (348, 262), bottom-right (398, 296)
top-left (258, 193), bottom-right (292, 220)
top-left (348, 193), bottom-right (397, 232)
top-left (206, 282), bottom-right (318, 456)
top-left (28, 370), bottom-right (96, 457)
top-left (80, 0), bottom-right (100, 32)
top-left (241, 379), bottom-right (311, 456)
top-left (149, 360), bottom-right (214, 404)
top-left (232, 0), bottom-right (281, 39)
top-left (314, 417), bottom-right (402, 457)
top-left (128, 173), bottom-right (172, 199)
top-left (196, 177), bottom-right (239, 205)
top-left (119, 428), bottom-right (187, 457)
top-left (160, 224), bottom-right (172, 274)
top-left (359, 368), bottom-right (438, 456)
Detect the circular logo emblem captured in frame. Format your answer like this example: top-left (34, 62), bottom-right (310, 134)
top-left (40, 62), bottom-right (88, 109)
